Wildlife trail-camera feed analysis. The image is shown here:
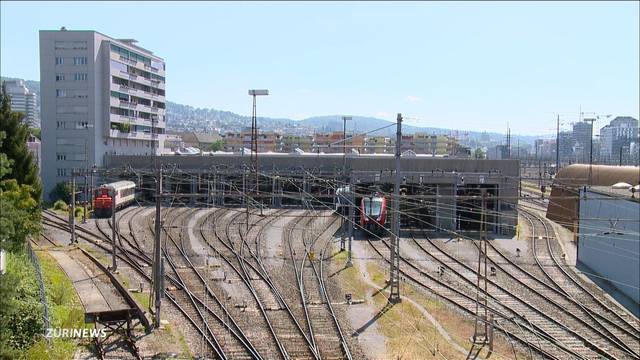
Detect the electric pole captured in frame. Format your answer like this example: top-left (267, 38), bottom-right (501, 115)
top-left (152, 165), bottom-right (163, 329)
top-left (556, 115), bottom-right (560, 172)
top-left (389, 113), bottom-right (402, 304)
top-left (341, 116), bottom-right (352, 252)
top-left (70, 175), bottom-right (76, 244)
top-left (347, 173), bottom-right (354, 267)
top-left (110, 187), bottom-right (118, 272)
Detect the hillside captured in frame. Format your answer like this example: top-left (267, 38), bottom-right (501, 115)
top-left (1, 76), bottom-right (538, 144)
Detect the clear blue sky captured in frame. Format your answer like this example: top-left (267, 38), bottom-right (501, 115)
top-left (1, 1), bottom-right (638, 135)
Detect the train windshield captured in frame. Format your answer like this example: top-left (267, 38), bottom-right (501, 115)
top-left (364, 198), bottom-right (383, 216)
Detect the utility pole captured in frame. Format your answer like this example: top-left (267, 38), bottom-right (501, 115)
top-left (90, 165), bottom-right (96, 215)
top-left (152, 165), bottom-right (163, 329)
top-left (110, 187), bottom-right (118, 272)
top-left (556, 115), bottom-right (560, 172)
top-left (341, 116), bottom-right (352, 252)
top-left (70, 175), bottom-right (76, 244)
top-left (243, 168), bottom-right (249, 234)
top-left (347, 173), bottom-right (354, 267)
top-left (472, 189), bottom-right (490, 345)
top-left (389, 113), bottom-right (402, 304)
top-left (82, 139), bottom-right (88, 224)
top-left (585, 117), bottom-right (596, 186)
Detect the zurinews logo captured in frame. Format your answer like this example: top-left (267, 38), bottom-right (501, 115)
top-left (45, 328), bottom-right (107, 338)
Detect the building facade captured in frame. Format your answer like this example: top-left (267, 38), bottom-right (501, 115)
top-left (3, 79), bottom-right (38, 126)
top-left (599, 116), bottom-right (639, 165)
top-left (572, 120), bottom-right (593, 163)
top-left (40, 29), bottom-right (166, 199)
top-left (578, 186), bottom-right (639, 313)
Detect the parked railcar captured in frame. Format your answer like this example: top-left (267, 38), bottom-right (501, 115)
top-left (93, 180), bottom-right (136, 218)
top-left (359, 194), bottom-right (387, 235)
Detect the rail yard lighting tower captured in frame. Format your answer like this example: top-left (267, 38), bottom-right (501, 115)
top-left (248, 89), bottom-right (269, 209)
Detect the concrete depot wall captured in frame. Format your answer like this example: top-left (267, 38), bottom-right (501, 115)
top-left (578, 189), bottom-right (640, 305)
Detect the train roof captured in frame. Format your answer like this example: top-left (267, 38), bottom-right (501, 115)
top-left (100, 180), bottom-right (136, 190)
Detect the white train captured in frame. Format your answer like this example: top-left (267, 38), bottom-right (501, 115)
top-left (94, 180), bottom-right (136, 218)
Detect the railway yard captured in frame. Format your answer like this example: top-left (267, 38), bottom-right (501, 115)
top-left (36, 197), bottom-right (640, 359)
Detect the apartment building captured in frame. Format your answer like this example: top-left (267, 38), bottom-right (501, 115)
top-left (223, 128), bottom-right (282, 153)
top-left (313, 131), bottom-right (365, 153)
top-left (599, 116), bottom-right (639, 164)
top-left (364, 136), bottom-right (390, 154)
top-left (40, 28), bottom-right (166, 199)
top-left (281, 134), bottom-right (313, 153)
top-left (3, 79), bottom-right (38, 126)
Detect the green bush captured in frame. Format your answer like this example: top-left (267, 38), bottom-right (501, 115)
top-left (49, 182), bottom-right (71, 203)
top-left (0, 252), bottom-right (44, 357)
top-left (73, 207), bottom-right (82, 218)
top-left (53, 200), bottom-right (68, 212)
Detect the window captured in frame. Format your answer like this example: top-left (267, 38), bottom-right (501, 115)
top-left (56, 89), bottom-right (66, 98)
top-left (74, 73), bottom-right (88, 81)
top-left (55, 57), bottom-right (64, 65)
top-left (110, 60), bottom-right (128, 73)
top-left (110, 91), bottom-right (129, 101)
top-left (56, 153), bottom-right (67, 161)
top-left (56, 73), bottom-right (66, 81)
top-left (56, 168), bottom-right (68, 177)
top-left (73, 57), bottom-right (87, 65)
top-left (57, 105), bottom-right (88, 114)
top-left (55, 41), bottom-right (87, 50)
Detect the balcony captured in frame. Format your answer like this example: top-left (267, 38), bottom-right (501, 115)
top-left (109, 128), bottom-right (154, 140)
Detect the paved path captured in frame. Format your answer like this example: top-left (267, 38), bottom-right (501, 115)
top-left (49, 249), bottom-right (129, 313)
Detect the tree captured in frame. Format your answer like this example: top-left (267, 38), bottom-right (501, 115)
top-left (0, 83), bottom-right (41, 201)
top-left (474, 147), bottom-right (486, 160)
top-left (49, 182), bottom-right (71, 204)
top-left (209, 139), bottom-right (225, 152)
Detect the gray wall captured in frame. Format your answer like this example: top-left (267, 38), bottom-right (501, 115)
top-left (578, 190), bottom-right (640, 304)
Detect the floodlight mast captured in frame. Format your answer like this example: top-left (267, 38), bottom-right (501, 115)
top-left (248, 89), bottom-right (269, 212)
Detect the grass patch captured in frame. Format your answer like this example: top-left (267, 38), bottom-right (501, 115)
top-left (22, 250), bottom-right (89, 359)
top-left (334, 246), bottom-right (527, 359)
top-left (363, 262), bottom-right (528, 359)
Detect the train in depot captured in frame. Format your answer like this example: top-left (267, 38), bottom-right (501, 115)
top-left (359, 194), bottom-right (388, 235)
top-left (335, 186), bottom-right (389, 236)
top-left (93, 181), bottom-right (136, 218)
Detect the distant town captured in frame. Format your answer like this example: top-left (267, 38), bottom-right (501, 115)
top-left (3, 73), bottom-right (638, 192)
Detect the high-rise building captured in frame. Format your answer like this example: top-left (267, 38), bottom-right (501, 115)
top-left (599, 116), bottom-right (639, 164)
top-left (40, 28), bottom-right (166, 199)
top-left (3, 79), bottom-right (38, 126)
top-left (572, 121), bottom-right (593, 163)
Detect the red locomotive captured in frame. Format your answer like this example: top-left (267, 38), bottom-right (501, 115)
top-left (93, 181), bottom-right (136, 218)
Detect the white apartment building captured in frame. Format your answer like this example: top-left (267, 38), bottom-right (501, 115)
top-left (3, 79), bottom-right (38, 126)
top-left (40, 28), bottom-right (166, 199)
top-left (599, 116), bottom-right (639, 164)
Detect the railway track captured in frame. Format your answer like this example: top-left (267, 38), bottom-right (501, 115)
top-left (518, 208), bottom-right (640, 357)
top-left (159, 206), bottom-right (261, 359)
top-left (365, 234), bottom-right (578, 359)
top-left (42, 209), bottom-right (247, 359)
top-left (285, 211), bottom-right (352, 359)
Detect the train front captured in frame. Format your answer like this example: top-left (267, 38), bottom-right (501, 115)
top-left (360, 196), bottom-right (387, 235)
top-left (93, 188), bottom-right (113, 218)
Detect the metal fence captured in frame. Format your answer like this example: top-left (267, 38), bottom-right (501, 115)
top-left (26, 241), bottom-right (50, 335)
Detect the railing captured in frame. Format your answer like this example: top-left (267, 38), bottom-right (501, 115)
top-left (119, 56), bottom-right (137, 66)
top-left (27, 241), bottom-right (50, 337)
